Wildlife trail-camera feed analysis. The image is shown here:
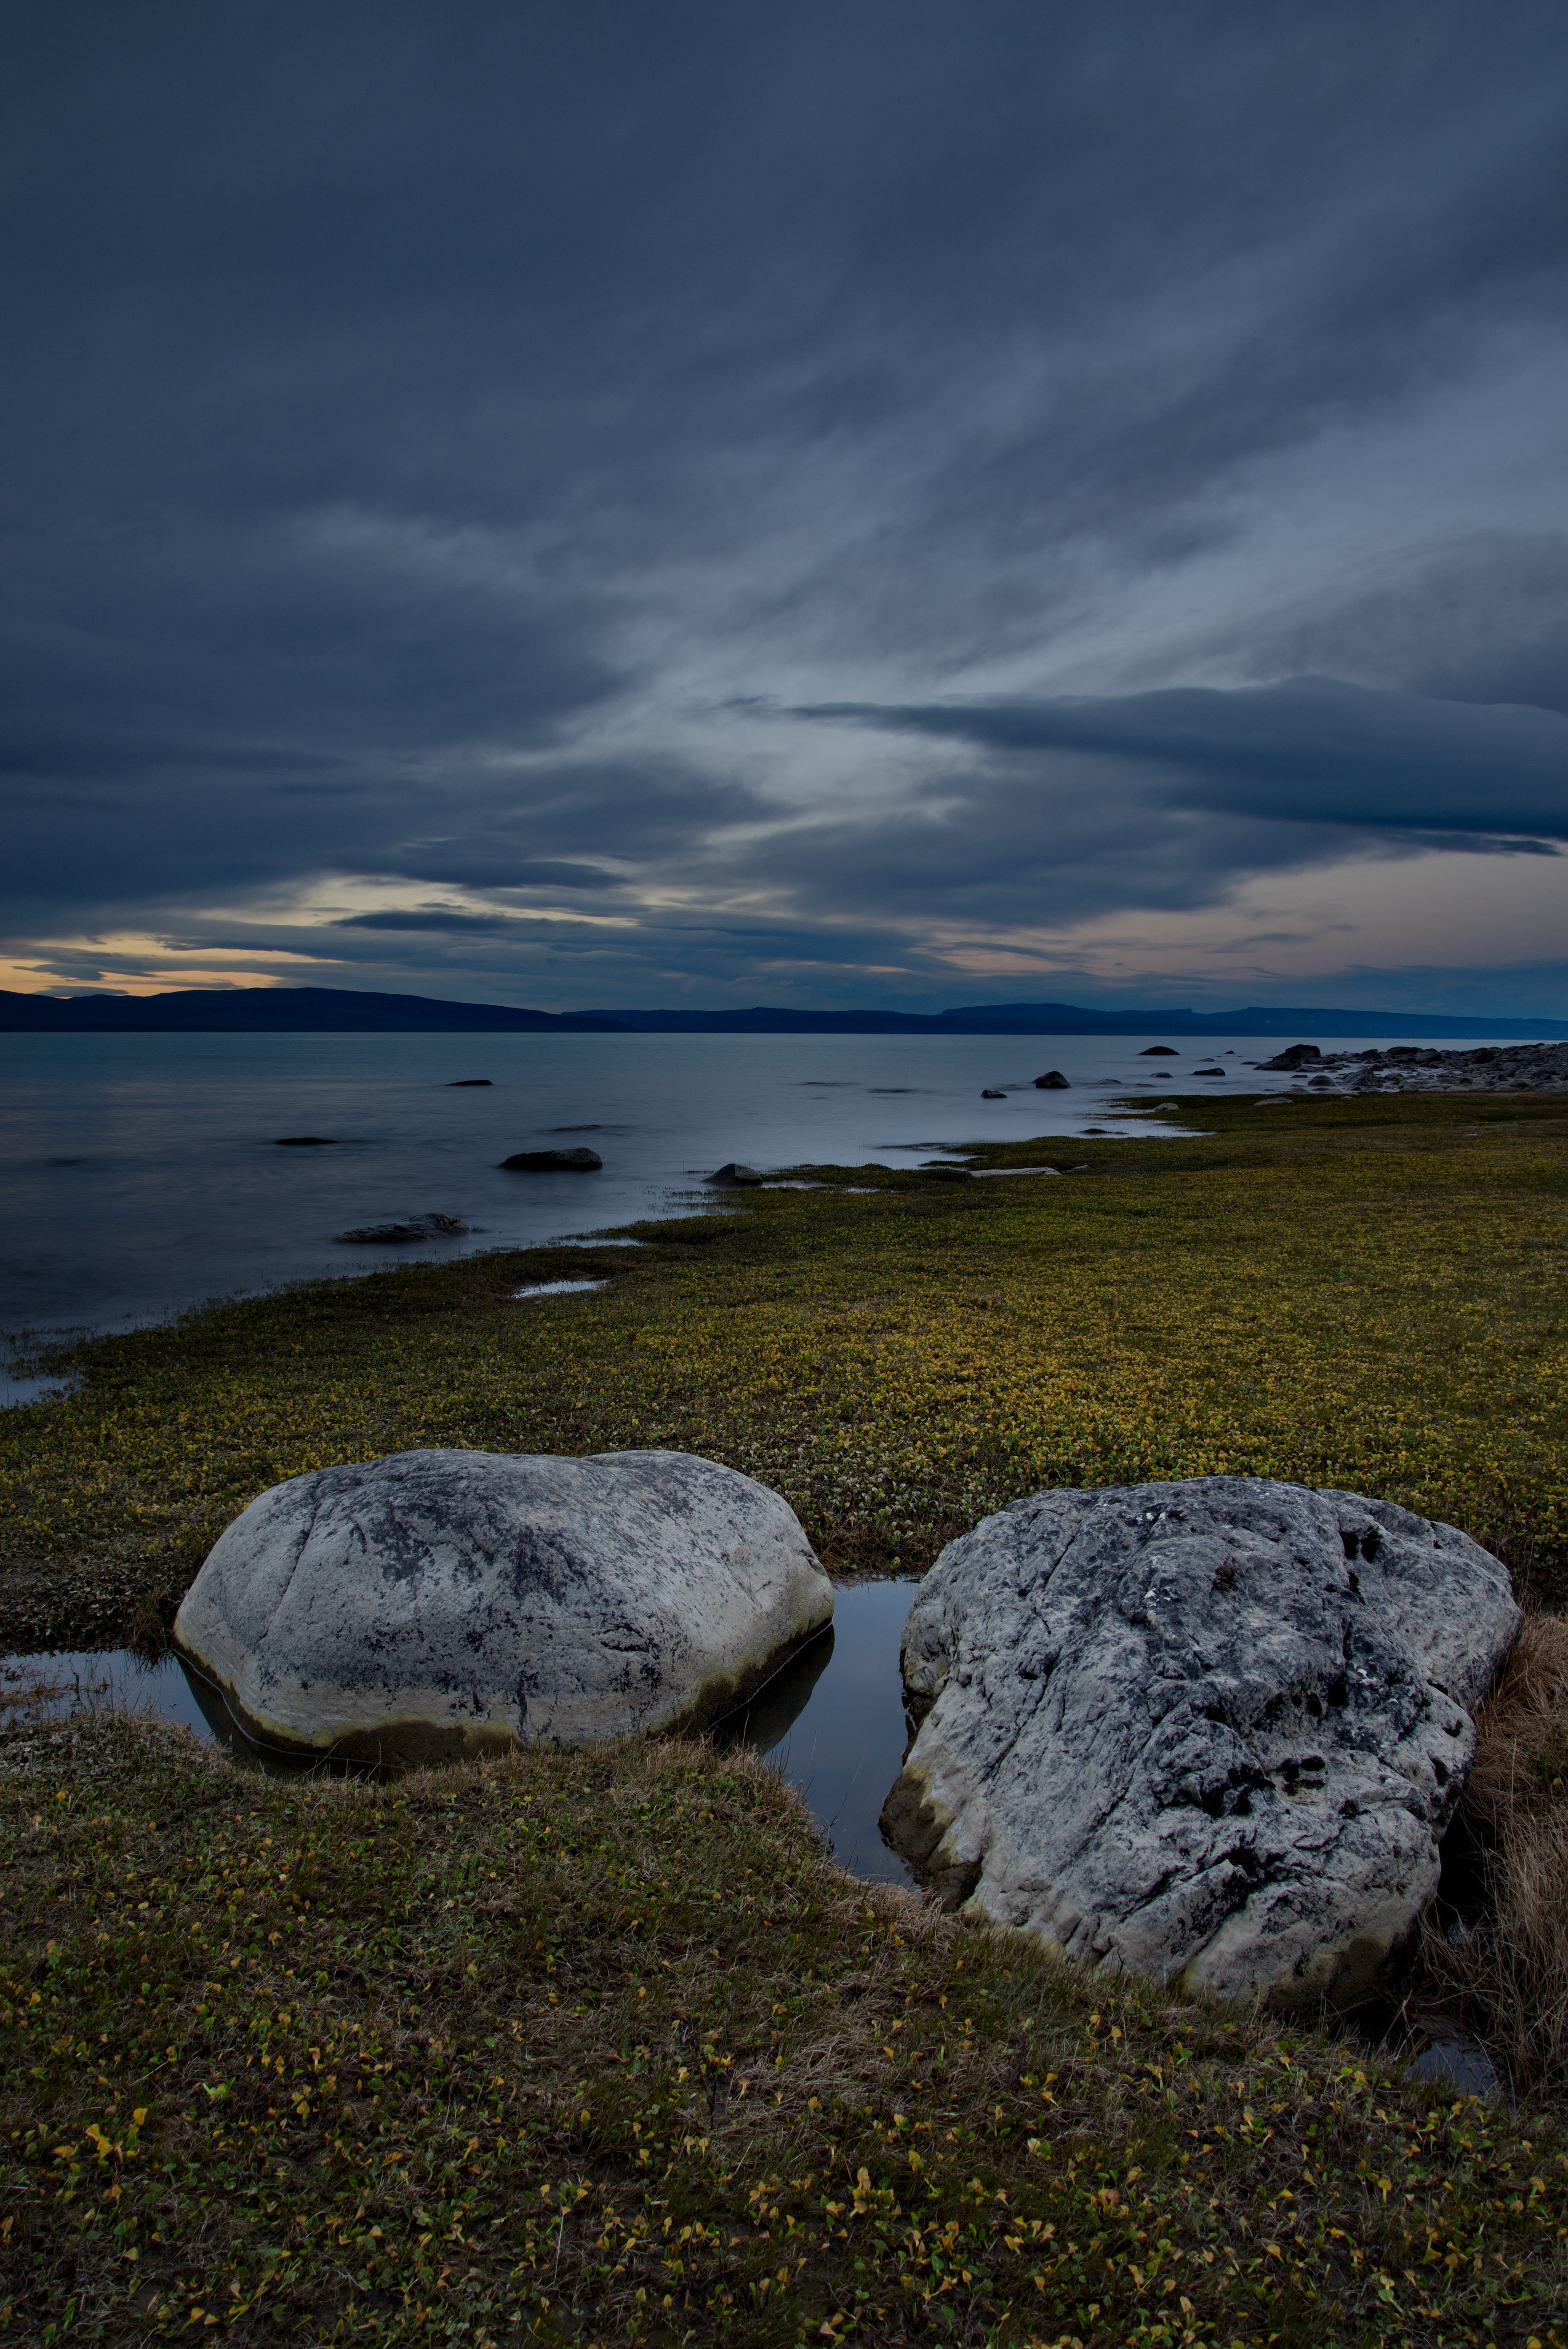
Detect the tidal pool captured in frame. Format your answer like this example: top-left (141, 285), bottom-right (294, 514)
top-left (0, 1578), bottom-right (922, 1881)
top-left (0, 1588), bottom-right (1504, 2094)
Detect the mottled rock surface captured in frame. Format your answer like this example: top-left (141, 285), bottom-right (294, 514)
top-left (335, 1214), bottom-right (468, 1244)
top-left (1255, 1040), bottom-right (1568, 1093)
top-left (175, 1449), bottom-right (832, 1764)
top-left (881, 1478), bottom-right (1519, 2010)
top-left (500, 1146), bottom-right (602, 1171)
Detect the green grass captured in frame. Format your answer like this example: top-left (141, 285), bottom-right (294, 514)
top-left (4, 1090), bottom-right (1568, 1656)
top-left (3, 1712), bottom-right (1566, 2345)
top-left (5, 1091), bottom-right (1568, 2340)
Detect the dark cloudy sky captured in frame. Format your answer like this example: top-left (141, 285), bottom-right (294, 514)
top-left (6, 2), bottom-right (1567, 1013)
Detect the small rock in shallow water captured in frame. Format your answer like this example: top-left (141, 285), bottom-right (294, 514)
top-left (274, 1135), bottom-right (337, 1146)
top-left (880, 1476), bottom-right (1520, 2011)
top-left (500, 1147), bottom-right (603, 1171)
top-left (1033, 1071), bottom-right (1070, 1088)
top-left (707, 1162), bottom-right (764, 1185)
top-left (335, 1214), bottom-right (469, 1243)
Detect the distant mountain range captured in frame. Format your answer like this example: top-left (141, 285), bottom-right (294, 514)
top-left (0, 987), bottom-right (621, 1034)
top-left (586, 1001), bottom-right (1568, 1038)
top-left (2, 985), bottom-right (1564, 1038)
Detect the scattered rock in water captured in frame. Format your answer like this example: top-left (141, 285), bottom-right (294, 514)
top-left (880, 1476), bottom-right (1520, 2011)
top-left (1193, 1066), bottom-right (1225, 1076)
top-left (335, 1214), bottom-right (470, 1244)
top-left (274, 1135), bottom-right (337, 1146)
top-left (448, 1078), bottom-right (492, 1086)
top-left (1140, 1046), bottom-right (1180, 1055)
top-left (980, 1088), bottom-right (1007, 1099)
top-left (1033, 1071), bottom-right (1071, 1088)
top-left (1260, 1044), bottom-right (1323, 1070)
top-left (174, 1449), bottom-right (834, 1764)
top-left (1311, 1041), bottom-right (1568, 1096)
top-left (707, 1162), bottom-right (764, 1185)
top-left (500, 1147), bottom-right (603, 1171)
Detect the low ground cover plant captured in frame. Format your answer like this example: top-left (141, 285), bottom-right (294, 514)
top-left (3, 1092), bottom-right (1567, 1657)
top-left (4, 1090), bottom-right (1568, 2340)
top-left (2, 1711), bottom-right (1566, 2345)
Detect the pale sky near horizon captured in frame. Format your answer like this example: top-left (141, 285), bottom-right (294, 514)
top-left (5, 2), bottom-right (1567, 1016)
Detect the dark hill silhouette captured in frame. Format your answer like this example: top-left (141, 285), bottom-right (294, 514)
top-left (2, 986), bottom-right (1561, 1039)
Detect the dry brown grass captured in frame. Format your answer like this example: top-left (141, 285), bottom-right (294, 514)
top-left (1422, 1612), bottom-right (1568, 2092)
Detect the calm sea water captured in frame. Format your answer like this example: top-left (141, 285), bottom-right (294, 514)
top-left (0, 1026), bottom-right (1285, 1367)
top-left (0, 1024), bottom-right (1515, 1381)
top-left (0, 1028), bottom-right (1515, 2078)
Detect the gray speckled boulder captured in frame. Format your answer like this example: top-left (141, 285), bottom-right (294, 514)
top-left (880, 1478), bottom-right (1519, 2011)
top-left (174, 1449), bottom-right (833, 1765)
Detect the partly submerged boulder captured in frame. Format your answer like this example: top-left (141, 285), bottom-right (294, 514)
top-left (335, 1214), bottom-right (469, 1244)
top-left (880, 1477), bottom-right (1519, 2011)
top-left (500, 1147), bottom-right (602, 1171)
top-left (1259, 1044), bottom-right (1323, 1070)
top-left (175, 1449), bottom-right (833, 1765)
top-left (707, 1162), bottom-right (764, 1185)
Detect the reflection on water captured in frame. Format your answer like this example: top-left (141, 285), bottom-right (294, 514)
top-left (715, 1623), bottom-right (837, 1752)
top-left (0, 1645), bottom-right (214, 1742)
top-left (1409, 2036), bottom-right (1503, 2098)
top-left (0, 1577), bottom-right (923, 1875)
top-left (0, 1595), bottom-right (1511, 2093)
top-left (713, 1579), bottom-right (921, 1888)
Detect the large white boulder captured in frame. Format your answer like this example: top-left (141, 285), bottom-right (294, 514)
top-left (880, 1478), bottom-right (1519, 2010)
top-left (175, 1448), bottom-right (833, 1765)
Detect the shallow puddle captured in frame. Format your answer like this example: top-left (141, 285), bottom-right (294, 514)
top-left (0, 1589), bottom-right (1504, 2093)
top-left (712, 1579), bottom-right (921, 1888)
top-left (0, 1579), bottom-right (923, 1881)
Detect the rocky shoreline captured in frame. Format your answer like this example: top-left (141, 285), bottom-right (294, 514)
top-left (1260, 1039), bottom-right (1568, 1094)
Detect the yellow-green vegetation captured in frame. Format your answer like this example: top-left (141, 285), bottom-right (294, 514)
top-left (3, 1091), bottom-right (1567, 1654)
top-left (5, 1090), bottom-right (1568, 2342)
top-left (3, 1711), bottom-right (1566, 2347)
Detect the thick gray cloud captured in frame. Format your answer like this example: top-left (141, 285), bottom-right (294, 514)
top-left (800, 677), bottom-right (1568, 847)
top-left (3, 2), bottom-right (1567, 1005)
top-left (1239, 537), bottom-right (1568, 718)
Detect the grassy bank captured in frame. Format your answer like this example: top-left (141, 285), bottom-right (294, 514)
top-left (5, 1091), bottom-right (1568, 2340)
top-left (3, 1090), bottom-right (1567, 1656)
top-left (3, 1711), bottom-right (1566, 2346)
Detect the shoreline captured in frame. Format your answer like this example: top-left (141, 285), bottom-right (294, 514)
top-left (5, 1086), bottom-right (1568, 2337)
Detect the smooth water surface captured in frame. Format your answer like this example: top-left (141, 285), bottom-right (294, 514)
top-left (1, 1587), bottom-right (1506, 2091)
top-left (0, 1026), bottom-right (1381, 1353)
top-left (0, 1579), bottom-right (921, 1879)
top-left (714, 1578), bottom-right (921, 1887)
